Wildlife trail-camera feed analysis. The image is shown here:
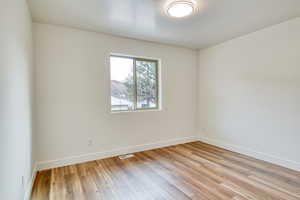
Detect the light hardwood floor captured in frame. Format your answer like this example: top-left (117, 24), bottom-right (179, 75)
top-left (31, 142), bottom-right (300, 200)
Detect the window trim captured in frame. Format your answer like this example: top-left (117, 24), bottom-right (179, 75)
top-left (110, 54), bottom-right (160, 113)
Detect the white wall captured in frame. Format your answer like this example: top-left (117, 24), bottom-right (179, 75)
top-left (0, 0), bottom-right (34, 199)
top-left (197, 17), bottom-right (300, 171)
top-left (34, 23), bottom-right (197, 168)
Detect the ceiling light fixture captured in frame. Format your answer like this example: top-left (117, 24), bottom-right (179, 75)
top-left (167, 1), bottom-right (194, 18)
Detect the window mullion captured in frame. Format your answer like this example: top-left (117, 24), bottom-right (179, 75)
top-left (133, 59), bottom-right (138, 110)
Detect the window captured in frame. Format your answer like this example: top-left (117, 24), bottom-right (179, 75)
top-left (110, 55), bottom-right (159, 112)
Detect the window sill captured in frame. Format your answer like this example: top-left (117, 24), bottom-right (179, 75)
top-left (110, 108), bottom-right (162, 114)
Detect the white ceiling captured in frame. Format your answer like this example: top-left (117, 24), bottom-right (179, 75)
top-left (28, 0), bottom-right (300, 49)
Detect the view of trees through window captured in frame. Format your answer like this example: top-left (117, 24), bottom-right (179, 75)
top-left (110, 55), bottom-right (158, 112)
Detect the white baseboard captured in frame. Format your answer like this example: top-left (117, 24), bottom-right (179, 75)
top-left (198, 137), bottom-right (300, 172)
top-left (24, 163), bottom-right (38, 200)
top-left (36, 136), bottom-right (197, 171)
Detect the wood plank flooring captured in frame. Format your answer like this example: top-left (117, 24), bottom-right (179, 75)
top-left (31, 142), bottom-right (300, 200)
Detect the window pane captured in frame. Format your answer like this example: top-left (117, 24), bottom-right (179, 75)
top-left (110, 56), bottom-right (134, 111)
top-left (136, 60), bottom-right (158, 109)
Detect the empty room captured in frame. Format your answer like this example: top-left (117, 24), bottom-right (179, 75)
top-left (1, 0), bottom-right (300, 199)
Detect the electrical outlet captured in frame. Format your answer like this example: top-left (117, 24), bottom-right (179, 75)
top-left (88, 139), bottom-right (93, 147)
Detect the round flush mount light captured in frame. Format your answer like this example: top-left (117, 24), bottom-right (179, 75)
top-left (167, 1), bottom-right (195, 18)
